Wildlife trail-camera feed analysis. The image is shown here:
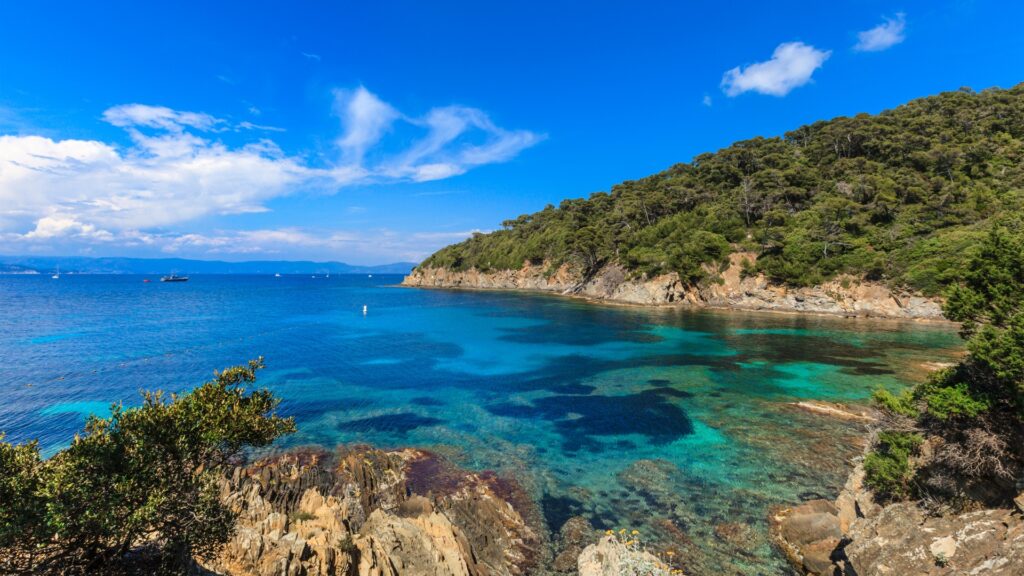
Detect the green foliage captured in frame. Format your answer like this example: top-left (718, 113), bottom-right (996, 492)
top-left (922, 381), bottom-right (991, 420)
top-left (863, 431), bottom-right (923, 500)
top-left (0, 358), bottom-right (295, 575)
top-left (0, 436), bottom-right (48, 564)
top-left (944, 225), bottom-right (1024, 412)
top-left (872, 388), bottom-right (918, 418)
top-left (420, 85), bottom-right (1024, 294)
top-left (869, 225), bottom-right (1024, 505)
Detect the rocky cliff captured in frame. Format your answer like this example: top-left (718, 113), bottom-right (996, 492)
top-left (770, 462), bottom-right (1024, 575)
top-left (402, 254), bottom-right (945, 320)
top-left (201, 447), bottom-right (543, 576)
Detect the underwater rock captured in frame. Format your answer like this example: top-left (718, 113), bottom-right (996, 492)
top-left (552, 516), bottom-right (596, 572)
top-left (203, 446), bottom-right (540, 576)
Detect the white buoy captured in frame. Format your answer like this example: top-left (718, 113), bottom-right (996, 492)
top-left (362, 305), bottom-right (368, 315)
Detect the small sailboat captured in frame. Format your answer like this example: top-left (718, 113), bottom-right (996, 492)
top-left (51, 266), bottom-right (60, 279)
top-left (362, 305), bottom-right (368, 315)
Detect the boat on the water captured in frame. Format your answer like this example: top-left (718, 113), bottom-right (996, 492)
top-left (51, 267), bottom-right (60, 279)
top-left (160, 274), bottom-right (189, 283)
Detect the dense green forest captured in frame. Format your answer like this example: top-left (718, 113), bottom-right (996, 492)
top-left (422, 84), bottom-right (1024, 294)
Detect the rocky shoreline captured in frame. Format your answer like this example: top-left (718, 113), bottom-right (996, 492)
top-left (770, 457), bottom-right (1024, 575)
top-left (401, 255), bottom-right (946, 321)
top-left (200, 446), bottom-right (669, 576)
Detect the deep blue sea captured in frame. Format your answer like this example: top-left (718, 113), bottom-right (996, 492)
top-left (0, 274), bottom-right (961, 573)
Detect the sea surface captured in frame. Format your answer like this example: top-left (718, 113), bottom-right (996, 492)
top-left (0, 274), bottom-right (961, 574)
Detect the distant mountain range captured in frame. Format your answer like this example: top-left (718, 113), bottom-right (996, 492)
top-left (0, 256), bottom-right (416, 275)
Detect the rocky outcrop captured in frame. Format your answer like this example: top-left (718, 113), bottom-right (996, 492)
top-left (402, 254), bottom-right (945, 320)
top-left (202, 447), bottom-right (541, 576)
top-left (771, 462), bottom-right (1024, 575)
top-left (577, 536), bottom-right (670, 576)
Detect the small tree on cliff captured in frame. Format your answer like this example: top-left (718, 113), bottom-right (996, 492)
top-left (867, 224), bottom-right (1024, 504)
top-left (0, 358), bottom-right (295, 575)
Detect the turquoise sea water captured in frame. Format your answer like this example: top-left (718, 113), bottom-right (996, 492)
top-left (0, 274), bottom-right (961, 574)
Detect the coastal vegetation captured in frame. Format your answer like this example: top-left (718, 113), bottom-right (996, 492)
top-left (422, 84), bottom-right (1024, 296)
top-left (0, 359), bottom-right (294, 575)
top-left (865, 225), bottom-right (1024, 505)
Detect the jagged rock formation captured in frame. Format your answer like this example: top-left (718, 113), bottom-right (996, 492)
top-left (402, 254), bottom-right (945, 320)
top-left (202, 447), bottom-right (541, 576)
top-left (771, 463), bottom-right (1024, 575)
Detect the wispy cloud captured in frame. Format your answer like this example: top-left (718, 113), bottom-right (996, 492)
top-left (721, 42), bottom-right (831, 97)
top-left (301, 52), bottom-right (321, 61)
top-left (854, 13), bottom-right (906, 52)
top-left (702, 94), bottom-right (713, 107)
top-left (0, 88), bottom-right (542, 257)
top-left (333, 86), bottom-right (401, 163)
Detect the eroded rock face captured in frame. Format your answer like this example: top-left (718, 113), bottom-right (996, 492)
top-left (203, 447), bottom-right (540, 576)
top-left (771, 462), bottom-right (1024, 576)
top-left (402, 254), bottom-right (946, 320)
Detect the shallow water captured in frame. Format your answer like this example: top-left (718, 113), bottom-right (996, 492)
top-left (0, 274), bottom-right (961, 574)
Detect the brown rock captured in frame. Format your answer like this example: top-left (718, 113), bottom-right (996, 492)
top-left (553, 516), bottom-right (595, 572)
top-left (842, 502), bottom-right (1024, 575)
top-left (202, 447), bottom-right (539, 576)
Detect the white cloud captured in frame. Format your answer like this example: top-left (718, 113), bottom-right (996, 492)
top-left (333, 86), bottom-right (401, 163)
top-left (0, 90), bottom-right (542, 258)
top-left (854, 14), bottom-right (906, 52)
top-left (721, 42), bottom-right (831, 97)
top-left (301, 52), bottom-right (321, 61)
top-left (702, 95), bottom-right (713, 107)
top-left (102, 104), bottom-right (224, 132)
top-left (158, 227), bottom-right (483, 262)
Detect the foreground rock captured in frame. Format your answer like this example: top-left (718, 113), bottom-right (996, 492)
top-left (771, 463), bottom-right (1024, 575)
top-left (577, 536), bottom-right (670, 576)
top-left (402, 254), bottom-right (945, 320)
top-left (202, 447), bottom-right (541, 576)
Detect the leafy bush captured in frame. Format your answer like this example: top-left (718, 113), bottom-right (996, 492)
top-left (0, 358), bottom-right (295, 575)
top-left (863, 431), bottom-right (922, 500)
top-left (871, 388), bottom-right (918, 418)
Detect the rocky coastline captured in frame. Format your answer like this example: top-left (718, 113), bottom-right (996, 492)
top-left (200, 446), bottom-right (668, 576)
top-left (401, 254), bottom-right (946, 321)
top-left (770, 459), bottom-right (1024, 575)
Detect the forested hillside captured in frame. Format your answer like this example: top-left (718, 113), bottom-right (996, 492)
top-left (422, 84), bottom-right (1024, 295)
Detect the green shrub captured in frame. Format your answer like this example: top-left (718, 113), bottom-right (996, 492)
top-left (923, 383), bottom-right (991, 420)
top-left (0, 358), bottom-right (295, 575)
top-left (863, 431), bottom-right (923, 500)
top-left (872, 388), bottom-right (918, 418)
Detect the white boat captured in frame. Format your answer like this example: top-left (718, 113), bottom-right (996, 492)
top-left (368, 274), bottom-right (373, 278)
top-left (51, 266), bottom-right (60, 279)
top-left (274, 273), bottom-right (281, 278)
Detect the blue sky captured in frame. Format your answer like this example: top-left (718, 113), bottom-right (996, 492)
top-left (1, 1), bottom-right (1022, 264)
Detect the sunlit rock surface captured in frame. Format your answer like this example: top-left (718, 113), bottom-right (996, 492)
top-left (402, 254), bottom-right (945, 320)
top-left (203, 447), bottom-right (541, 576)
top-left (771, 462), bottom-right (1024, 575)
